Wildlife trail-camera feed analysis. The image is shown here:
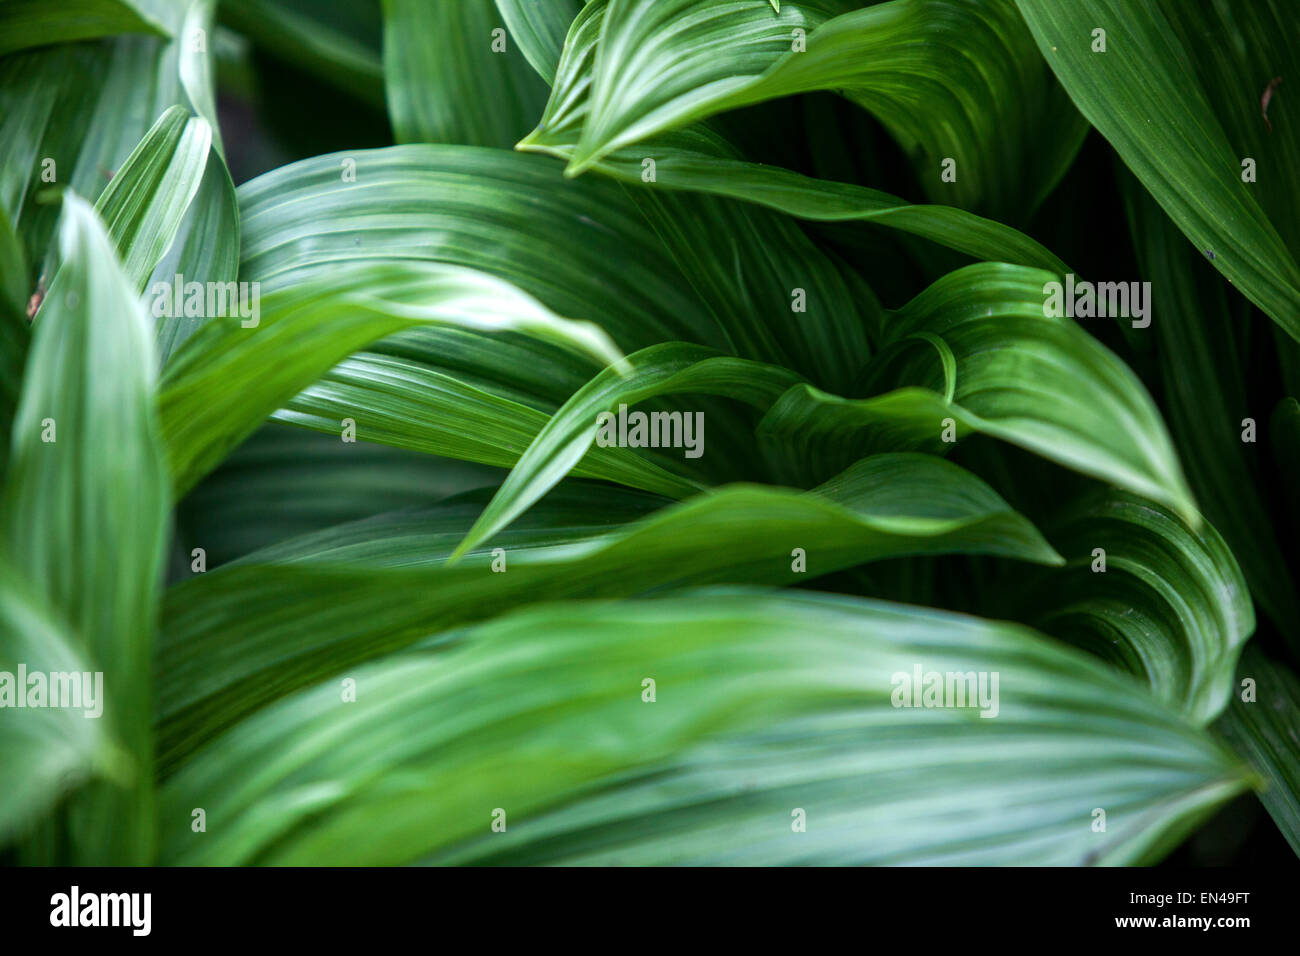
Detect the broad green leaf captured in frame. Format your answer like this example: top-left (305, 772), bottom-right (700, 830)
top-left (624, 184), bottom-right (872, 391)
top-left (1218, 647), bottom-right (1300, 857)
top-left (521, 124), bottom-right (1070, 275)
top-left (237, 145), bottom-right (727, 352)
top-left (1004, 492), bottom-right (1252, 725)
top-left (534, 0), bottom-right (1087, 221)
top-left (382, 0), bottom-right (550, 148)
top-left (92, 105), bottom-right (211, 293)
top-left (1015, 0), bottom-right (1300, 339)
top-left (158, 589), bottom-right (1250, 865)
top-left (235, 146), bottom-right (783, 484)
top-left (157, 455), bottom-right (1060, 769)
top-left (0, 0), bottom-right (168, 58)
top-left (2, 194), bottom-right (168, 864)
top-left (0, 0), bottom-right (239, 346)
top-left (1122, 173), bottom-right (1298, 634)
top-left (494, 0), bottom-right (582, 82)
top-left (452, 342), bottom-right (802, 558)
top-left (0, 558), bottom-right (123, 842)
top-left (758, 263), bottom-right (1199, 525)
top-left (159, 259), bottom-right (628, 496)
top-left (272, 344), bottom-right (712, 503)
top-left (0, 14), bottom-right (187, 277)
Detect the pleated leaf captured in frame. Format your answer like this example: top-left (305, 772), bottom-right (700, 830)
top-left (157, 455), bottom-right (1060, 769)
top-left (158, 590), bottom-right (1250, 865)
top-left (0, 0), bottom-right (168, 58)
top-left (1218, 647), bottom-right (1300, 857)
top-left (1006, 492), bottom-right (1253, 725)
top-left (2, 194), bottom-right (168, 864)
top-left (159, 259), bottom-right (627, 497)
top-left (1015, 0), bottom-right (1300, 339)
top-left (383, 0), bottom-right (551, 148)
top-left (533, 0), bottom-right (1087, 221)
top-left (758, 263), bottom-right (1198, 525)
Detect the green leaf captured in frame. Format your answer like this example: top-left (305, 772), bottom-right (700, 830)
top-left (521, 124), bottom-right (1070, 274)
top-left (159, 259), bottom-right (628, 497)
top-left (92, 105), bottom-right (211, 293)
top-left (237, 144), bottom-right (727, 353)
top-left (759, 263), bottom-right (1199, 525)
top-left (622, 182), bottom-right (873, 391)
top-left (157, 589), bottom-right (1250, 865)
top-left (175, 424), bottom-right (502, 568)
top-left (1006, 492), bottom-right (1253, 725)
top-left (1122, 172), bottom-right (1298, 635)
top-left (534, 0), bottom-right (1086, 221)
top-left (383, 0), bottom-right (551, 148)
top-left (451, 342), bottom-right (802, 559)
top-left (1218, 647), bottom-right (1300, 857)
top-left (0, 557), bottom-right (122, 843)
top-left (157, 454), bottom-right (1060, 769)
top-left (1014, 0), bottom-right (1300, 339)
top-left (0, 0), bottom-right (238, 333)
top-left (494, 0), bottom-right (582, 82)
top-left (273, 344), bottom-right (710, 504)
top-left (152, 0), bottom-right (241, 363)
top-left (2, 194), bottom-right (168, 864)
top-left (0, 0), bottom-right (169, 58)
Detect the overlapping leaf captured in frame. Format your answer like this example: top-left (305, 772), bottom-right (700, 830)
top-left (0, 0), bottom-right (168, 58)
top-left (531, 0), bottom-right (1087, 221)
top-left (1002, 492), bottom-right (1252, 725)
top-left (383, 0), bottom-right (550, 149)
top-left (158, 590), bottom-right (1249, 865)
top-left (758, 263), bottom-right (1198, 525)
top-left (1218, 647), bottom-right (1300, 856)
top-left (2, 195), bottom-right (168, 864)
top-left (1015, 0), bottom-right (1300, 338)
top-left (522, 125), bottom-right (1069, 275)
top-left (159, 259), bottom-right (628, 496)
top-left (157, 454), bottom-right (1059, 769)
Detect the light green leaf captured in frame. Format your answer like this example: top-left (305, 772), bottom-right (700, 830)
top-left (451, 342), bottom-right (802, 559)
top-left (92, 105), bottom-right (211, 293)
top-left (494, 0), bottom-right (582, 82)
top-left (2, 194), bottom-right (167, 864)
top-left (534, 0), bottom-right (1086, 221)
top-left (238, 145), bottom-right (727, 353)
top-left (159, 259), bottom-right (628, 497)
top-left (0, 558), bottom-right (123, 842)
top-left (157, 454), bottom-right (1060, 769)
top-left (1006, 491), bottom-right (1253, 725)
top-left (759, 263), bottom-right (1199, 526)
top-left (158, 589), bottom-right (1250, 865)
top-left (0, 0), bottom-right (169, 58)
